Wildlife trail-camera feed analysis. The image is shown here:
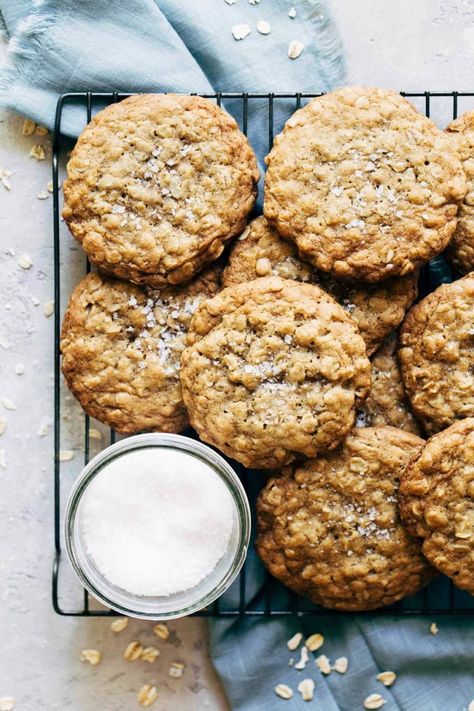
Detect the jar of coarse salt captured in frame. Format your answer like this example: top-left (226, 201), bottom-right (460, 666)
top-left (65, 434), bottom-right (250, 619)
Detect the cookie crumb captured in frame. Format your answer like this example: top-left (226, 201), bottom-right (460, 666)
top-left (43, 301), bottom-right (55, 317)
top-left (294, 646), bottom-right (309, 670)
top-left (141, 646), bottom-right (160, 663)
top-left (288, 40), bottom-right (304, 59)
top-left (333, 656), bottom-right (348, 674)
top-left (1, 398), bottom-right (16, 411)
top-left (274, 684), bottom-right (293, 700)
top-left (430, 622), bottom-right (439, 635)
top-left (364, 693), bottom-right (386, 709)
top-left (306, 633), bottom-right (324, 652)
top-left (80, 649), bottom-right (101, 666)
top-left (315, 654), bottom-right (331, 675)
top-left (18, 254), bottom-right (33, 270)
top-left (29, 144), bottom-right (46, 161)
top-left (110, 617), bottom-right (128, 633)
top-left (89, 428), bottom-right (103, 441)
top-left (297, 678), bottom-right (315, 701)
top-left (232, 23), bottom-right (251, 40)
top-left (169, 662), bottom-right (185, 678)
top-left (137, 684), bottom-right (158, 707)
top-left (59, 449), bottom-right (74, 462)
top-left (22, 118), bottom-right (36, 136)
top-left (256, 20), bottom-right (271, 34)
top-left (377, 671), bottom-right (396, 687)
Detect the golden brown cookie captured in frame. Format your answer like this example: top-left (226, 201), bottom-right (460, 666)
top-left (445, 112), bottom-right (474, 273)
top-left (399, 273), bottom-right (474, 434)
top-left (356, 333), bottom-right (423, 435)
top-left (180, 276), bottom-right (371, 468)
top-left (222, 216), bottom-right (419, 355)
top-left (264, 86), bottom-right (466, 282)
top-left (61, 267), bottom-right (220, 434)
top-left (62, 94), bottom-right (258, 286)
top-left (256, 426), bottom-right (434, 611)
top-left (399, 418), bottom-right (474, 595)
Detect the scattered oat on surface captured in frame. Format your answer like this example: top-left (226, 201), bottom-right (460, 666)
top-left (377, 671), bottom-right (396, 687)
top-left (89, 428), bottom-right (103, 441)
top-left (334, 657), bottom-right (348, 674)
top-left (364, 693), bottom-right (387, 709)
top-left (288, 7), bottom-right (296, 18)
top-left (141, 646), bottom-right (160, 663)
top-left (306, 633), bottom-right (324, 652)
top-left (315, 654), bottom-right (331, 675)
top-left (43, 301), bottom-right (54, 317)
top-left (29, 144), bottom-right (46, 161)
top-left (288, 40), bottom-right (304, 59)
top-left (257, 20), bottom-right (271, 34)
top-left (37, 424), bottom-right (49, 436)
top-left (153, 622), bottom-right (170, 640)
top-left (22, 118), bottom-right (36, 135)
top-left (274, 684), bottom-right (293, 700)
top-left (80, 649), bottom-right (101, 666)
top-left (0, 698), bottom-right (15, 711)
top-left (169, 662), bottom-right (185, 678)
top-left (0, 450), bottom-right (7, 470)
top-left (124, 641), bottom-right (143, 660)
top-left (59, 449), bottom-right (74, 462)
top-left (297, 678), bottom-right (315, 702)
top-left (110, 616), bottom-right (128, 633)
top-left (0, 419), bottom-right (5, 435)
top-left (294, 646), bottom-right (309, 670)
top-left (18, 254), bottom-right (33, 270)
top-left (1, 398), bottom-right (16, 411)
top-left (138, 684), bottom-right (158, 707)
top-left (232, 23), bottom-right (251, 40)
top-left (0, 169), bottom-right (12, 190)
top-left (37, 190), bottom-right (49, 200)
top-left (14, 364), bottom-right (24, 375)
top-left (430, 622), bottom-right (439, 635)
top-left (35, 125), bottom-right (49, 136)
top-left (287, 632), bottom-right (303, 651)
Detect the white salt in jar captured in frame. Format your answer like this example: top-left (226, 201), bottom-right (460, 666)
top-left (65, 434), bottom-right (250, 619)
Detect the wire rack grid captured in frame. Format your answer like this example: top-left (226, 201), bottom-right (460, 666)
top-left (52, 91), bottom-right (474, 617)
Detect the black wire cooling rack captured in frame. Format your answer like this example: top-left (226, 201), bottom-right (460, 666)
top-left (52, 91), bottom-right (474, 617)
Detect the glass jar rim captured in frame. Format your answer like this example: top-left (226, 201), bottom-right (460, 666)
top-left (64, 433), bottom-right (251, 619)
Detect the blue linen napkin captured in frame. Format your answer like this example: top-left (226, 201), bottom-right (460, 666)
top-left (0, 3), bottom-right (472, 709)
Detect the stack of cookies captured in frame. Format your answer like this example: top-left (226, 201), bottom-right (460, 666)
top-left (60, 87), bottom-right (474, 611)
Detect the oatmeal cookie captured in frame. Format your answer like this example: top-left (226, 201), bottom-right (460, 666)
top-left (264, 86), bottom-right (466, 282)
top-left (61, 267), bottom-right (220, 434)
top-left (256, 426), bottom-right (434, 611)
top-left (222, 216), bottom-right (418, 355)
top-left (399, 273), bottom-right (474, 434)
top-left (355, 333), bottom-right (422, 435)
top-left (446, 112), bottom-right (474, 273)
top-left (399, 418), bottom-right (474, 594)
top-left (62, 94), bottom-right (258, 286)
top-left (180, 276), bottom-right (371, 469)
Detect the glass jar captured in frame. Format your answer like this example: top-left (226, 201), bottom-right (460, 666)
top-left (65, 433), bottom-right (251, 620)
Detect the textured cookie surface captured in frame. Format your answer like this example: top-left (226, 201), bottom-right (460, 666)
top-left (356, 333), bottom-right (422, 435)
top-left (399, 418), bottom-right (474, 594)
top-left (256, 427), bottom-right (433, 611)
top-left (446, 112), bottom-right (474, 273)
top-left (264, 86), bottom-right (466, 282)
top-left (62, 94), bottom-right (258, 286)
top-left (61, 268), bottom-right (220, 434)
top-left (180, 276), bottom-right (371, 468)
top-left (399, 273), bottom-right (474, 434)
top-left (222, 216), bottom-right (418, 355)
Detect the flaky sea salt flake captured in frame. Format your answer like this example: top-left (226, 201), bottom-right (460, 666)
top-left (18, 254), bottom-right (33, 269)
top-left (0, 450), bottom-right (6, 469)
top-left (37, 190), bottom-right (49, 200)
top-left (59, 449), bottom-right (74, 462)
top-left (288, 7), bottom-right (296, 18)
top-left (294, 645), bottom-right (309, 670)
top-left (0, 698), bottom-right (15, 711)
top-left (1, 398), bottom-right (15, 411)
top-left (257, 20), bottom-right (271, 34)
